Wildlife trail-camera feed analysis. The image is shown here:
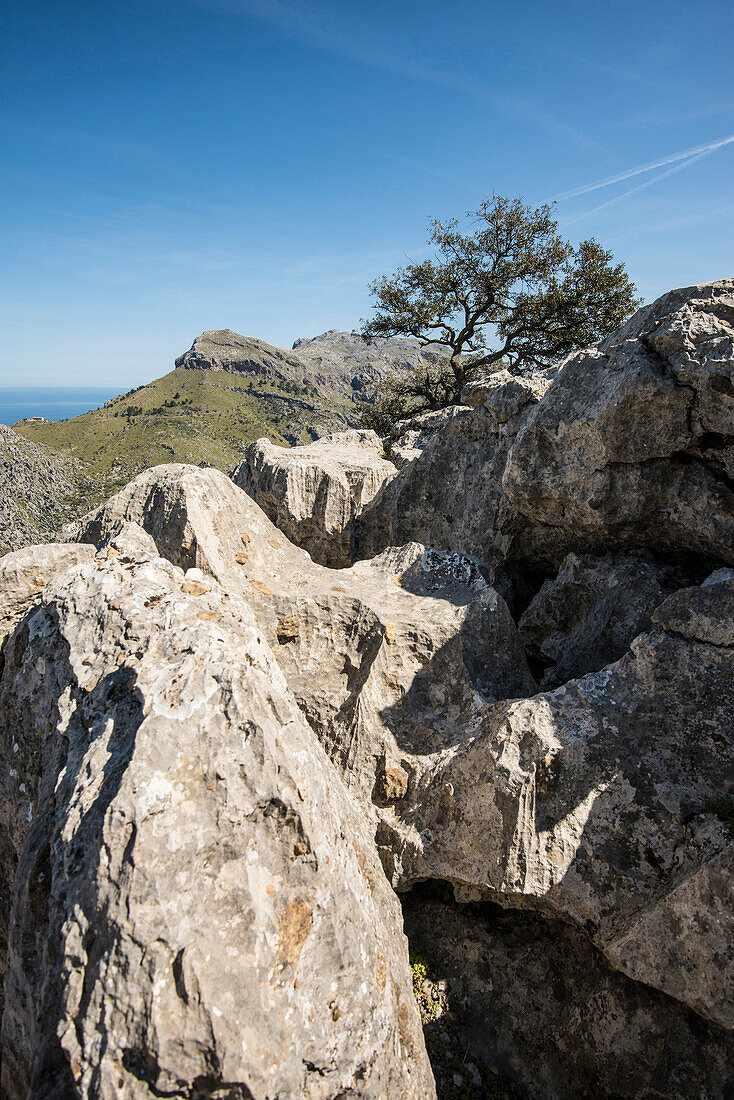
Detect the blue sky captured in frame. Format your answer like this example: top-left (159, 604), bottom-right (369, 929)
top-left (2, 0), bottom-right (733, 386)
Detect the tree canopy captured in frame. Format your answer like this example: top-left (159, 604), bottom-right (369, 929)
top-left (359, 195), bottom-right (641, 430)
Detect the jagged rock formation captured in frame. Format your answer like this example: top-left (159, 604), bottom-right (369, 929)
top-left (503, 280), bottom-right (734, 570)
top-left (0, 425), bottom-right (88, 556)
top-left (1, 281), bottom-right (733, 1098)
top-left (358, 369), bottom-right (555, 566)
top-left (231, 430), bottom-right (397, 567)
top-left (68, 465), bottom-right (535, 819)
top-left (292, 330), bottom-right (448, 395)
top-left (0, 543), bottom-right (432, 1099)
top-left (395, 572), bottom-right (734, 1031)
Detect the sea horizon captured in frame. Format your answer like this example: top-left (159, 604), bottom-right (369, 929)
top-left (0, 385), bottom-right (125, 426)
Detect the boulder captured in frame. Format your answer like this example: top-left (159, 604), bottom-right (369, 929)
top-left (231, 430), bottom-right (397, 568)
top-left (503, 280), bottom-right (734, 570)
top-left (0, 546), bottom-right (434, 1098)
top-left (70, 464), bottom-right (535, 820)
top-left (395, 575), bottom-right (734, 1029)
top-left (358, 370), bottom-right (554, 567)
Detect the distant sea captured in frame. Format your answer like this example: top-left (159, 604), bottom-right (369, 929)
top-left (0, 386), bottom-right (123, 426)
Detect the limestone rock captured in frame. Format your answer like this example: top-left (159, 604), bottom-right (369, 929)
top-left (71, 464), bottom-right (534, 815)
top-left (359, 370), bottom-right (553, 566)
top-left (231, 431), bottom-right (397, 568)
top-left (518, 551), bottom-right (682, 686)
top-left (503, 280), bottom-right (734, 569)
top-left (395, 575), bottom-right (734, 1029)
top-left (0, 542), bottom-right (94, 645)
top-left (0, 549), bottom-right (434, 1098)
top-left (384, 406), bottom-right (468, 469)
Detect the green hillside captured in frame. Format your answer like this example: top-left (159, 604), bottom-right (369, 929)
top-left (14, 366), bottom-right (358, 509)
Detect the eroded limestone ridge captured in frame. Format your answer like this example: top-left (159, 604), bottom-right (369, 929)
top-left (0, 280), bottom-right (732, 1099)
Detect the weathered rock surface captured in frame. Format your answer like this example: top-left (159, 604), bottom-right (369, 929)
top-left (518, 551), bottom-right (683, 686)
top-left (503, 280), bottom-right (734, 569)
top-left (68, 463), bottom-right (734, 1037)
top-left (0, 424), bottom-right (88, 556)
top-left (231, 430), bottom-right (397, 568)
top-left (0, 542), bottom-right (94, 644)
top-left (395, 574), bottom-right (734, 1031)
top-left (383, 406), bottom-right (468, 469)
top-left (0, 548), bottom-right (434, 1098)
top-left (404, 886), bottom-right (734, 1100)
top-left (358, 369), bottom-right (553, 566)
top-left (70, 464), bottom-right (534, 817)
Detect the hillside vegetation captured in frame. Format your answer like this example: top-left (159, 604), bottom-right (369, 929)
top-left (12, 329), bottom-right (422, 510)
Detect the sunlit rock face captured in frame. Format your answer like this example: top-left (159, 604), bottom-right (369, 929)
top-left (502, 280), bottom-right (734, 570)
top-left (0, 547), bottom-right (434, 1100)
top-left (231, 430), bottom-right (397, 568)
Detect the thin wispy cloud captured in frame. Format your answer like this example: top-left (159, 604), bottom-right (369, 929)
top-left (553, 134), bottom-right (734, 202)
top-left (560, 146), bottom-right (723, 227)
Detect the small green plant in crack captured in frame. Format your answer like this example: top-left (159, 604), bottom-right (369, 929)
top-left (410, 951), bottom-right (446, 1023)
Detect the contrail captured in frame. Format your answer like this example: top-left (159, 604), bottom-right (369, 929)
top-left (562, 146), bottom-right (718, 227)
top-left (552, 134), bottom-right (734, 202)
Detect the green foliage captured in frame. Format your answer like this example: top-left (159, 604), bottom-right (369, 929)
top-left (410, 952), bottom-right (443, 1022)
top-left (360, 194), bottom-right (641, 429)
top-left (15, 366), bottom-right (357, 508)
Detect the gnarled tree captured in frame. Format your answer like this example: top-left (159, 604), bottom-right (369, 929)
top-left (359, 195), bottom-right (641, 429)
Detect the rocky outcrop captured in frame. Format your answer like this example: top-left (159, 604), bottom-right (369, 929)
top-left (0, 543), bottom-right (94, 644)
top-left (503, 280), bottom-right (734, 570)
top-left (0, 425), bottom-right (88, 556)
top-left (68, 463), bottom-right (733, 1035)
top-left (231, 430), bottom-right (397, 567)
top-left (0, 546), bottom-right (433, 1099)
top-left (292, 330), bottom-right (448, 396)
top-left (69, 465), bottom-right (535, 818)
top-left (358, 369), bottom-right (554, 565)
top-left (395, 573), bottom-right (734, 1032)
